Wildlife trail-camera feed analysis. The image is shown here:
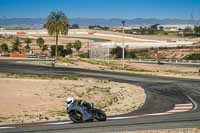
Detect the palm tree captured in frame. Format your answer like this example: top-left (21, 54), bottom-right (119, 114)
top-left (24, 38), bottom-right (32, 51)
top-left (12, 37), bottom-right (20, 52)
top-left (36, 37), bottom-right (45, 49)
top-left (45, 11), bottom-right (69, 58)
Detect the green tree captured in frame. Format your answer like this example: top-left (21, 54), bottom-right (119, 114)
top-left (65, 43), bottom-right (73, 55)
top-left (0, 43), bottom-right (9, 54)
top-left (42, 44), bottom-right (48, 52)
top-left (194, 26), bottom-right (200, 36)
top-left (111, 46), bottom-right (126, 58)
top-left (36, 37), bottom-right (45, 49)
top-left (126, 51), bottom-right (137, 59)
top-left (45, 11), bottom-right (69, 58)
top-left (12, 37), bottom-right (20, 52)
top-left (66, 43), bottom-right (73, 49)
top-left (73, 40), bottom-right (82, 52)
top-left (24, 38), bottom-right (32, 51)
top-left (185, 53), bottom-right (200, 60)
top-left (50, 45), bottom-right (67, 57)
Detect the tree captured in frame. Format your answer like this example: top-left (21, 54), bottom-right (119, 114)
top-left (88, 25), bottom-right (94, 29)
top-left (111, 46), bottom-right (126, 58)
top-left (65, 48), bottom-right (73, 56)
top-left (126, 51), bottom-right (137, 59)
top-left (42, 44), bottom-right (48, 52)
top-left (36, 37), bottom-right (45, 48)
top-left (45, 11), bottom-right (69, 58)
top-left (73, 40), bottom-right (82, 52)
top-left (71, 24), bottom-right (79, 29)
top-left (24, 38), bottom-right (32, 51)
top-left (151, 24), bottom-right (159, 31)
top-left (0, 43), bottom-right (9, 54)
top-left (12, 37), bottom-right (20, 52)
top-left (194, 26), bottom-right (200, 36)
top-left (66, 43), bottom-right (73, 49)
top-left (183, 27), bottom-right (194, 36)
top-left (65, 43), bottom-right (73, 55)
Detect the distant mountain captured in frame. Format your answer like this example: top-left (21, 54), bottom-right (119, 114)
top-left (0, 18), bottom-right (199, 28)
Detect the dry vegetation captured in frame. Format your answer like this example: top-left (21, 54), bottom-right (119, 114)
top-left (0, 73), bottom-right (145, 125)
top-left (54, 58), bottom-right (200, 79)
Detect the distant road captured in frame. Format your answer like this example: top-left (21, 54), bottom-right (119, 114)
top-left (0, 60), bottom-right (200, 133)
top-left (0, 29), bottom-right (195, 48)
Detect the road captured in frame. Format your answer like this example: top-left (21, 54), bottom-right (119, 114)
top-left (130, 59), bottom-right (200, 67)
top-left (0, 60), bottom-right (200, 133)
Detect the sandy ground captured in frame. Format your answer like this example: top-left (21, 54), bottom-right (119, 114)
top-left (107, 128), bottom-right (200, 133)
top-left (55, 58), bottom-right (200, 79)
top-left (0, 77), bottom-right (145, 125)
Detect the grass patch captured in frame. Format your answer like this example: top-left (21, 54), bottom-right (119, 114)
top-left (184, 53), bottom-right (200, 60)
top-left (58, 57), bottom-right (75, 64)
top-left (79, 58), bottom-right (115, 66)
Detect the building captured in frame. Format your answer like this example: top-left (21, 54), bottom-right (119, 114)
top-left (157, 24), bottom-right (195, 32)
top-left (0, 28), bottom-right (5, 31)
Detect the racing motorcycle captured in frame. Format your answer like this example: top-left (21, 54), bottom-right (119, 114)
top-left (67, 103), bottom-right (107, 123)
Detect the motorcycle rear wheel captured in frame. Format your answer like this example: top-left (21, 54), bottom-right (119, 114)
top-left (69, 111), bottom-right (83, 123)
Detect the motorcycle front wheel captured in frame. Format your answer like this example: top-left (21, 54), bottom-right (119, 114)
top-left (94, 109), bottom-right (107, 121)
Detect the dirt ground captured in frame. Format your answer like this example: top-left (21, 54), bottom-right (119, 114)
top-left (55, 58), bottom-right (200, 79)
top-left (0, 76), bottom-right (145, 125)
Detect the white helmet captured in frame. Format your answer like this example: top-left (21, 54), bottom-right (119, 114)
top-left (66, 97), bottom-right (74, 106)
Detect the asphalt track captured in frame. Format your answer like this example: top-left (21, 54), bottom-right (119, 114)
top-left (0, 60), bottom-right (200, 133)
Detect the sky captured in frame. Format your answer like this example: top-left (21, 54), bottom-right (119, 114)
top-left (1, 0), bottom-right (200, 19)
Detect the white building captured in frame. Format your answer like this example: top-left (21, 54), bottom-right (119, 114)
top-left (0, 28), bottom-right (5, 31)
top-left (158, 24), bottom-right (195, 32)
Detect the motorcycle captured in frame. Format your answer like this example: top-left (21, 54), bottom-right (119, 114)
top-left (67, 103), bottom-right (107, 123)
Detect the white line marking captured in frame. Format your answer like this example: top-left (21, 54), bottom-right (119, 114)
top-left (1, 96), bottom-right (196, 127)
top-left (145, 112), bottom-right (172, 116)
top-left (0, 127), bottom-right (15, 129)
top-left (47, 121), bottom-right (72, 125)
top-left (186, 95), bottom-right (198, 110)
top-left (175, 103), bottom-right (193, 107)
top-left (167, 109), bottom-right (191, 113)
top-left (108, 101), bottom-right (194, 120)
top-left (173, 106), bottom-right (193, 110)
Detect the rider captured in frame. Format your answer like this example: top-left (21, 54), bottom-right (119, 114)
top-left (66, 97), bottom-right (92, 111)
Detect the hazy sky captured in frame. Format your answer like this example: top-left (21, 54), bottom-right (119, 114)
top-left (1, 0), bottom-right (200, 19)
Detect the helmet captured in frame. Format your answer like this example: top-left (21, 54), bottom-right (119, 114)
top-left (66, 97), bottom-right (74, 106)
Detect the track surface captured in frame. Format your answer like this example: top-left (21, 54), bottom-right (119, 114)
top-left (0, 60), bottom-right (200, 133)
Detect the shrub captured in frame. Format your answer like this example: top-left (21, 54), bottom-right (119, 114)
top-left (111, 46), bottom-right (126, 58)
top-left (126, 51), bottom-right (137, 59)
top-left (0, 43), bottom-right (9, 53)
top-left (79, 53), bottom-right (89, 58)
top-left (51, 45), bottom-right (66, 57)
top-left (184, 53), bottom-right (200, 60)
top-left (73, 40), bottom-right (82, 52)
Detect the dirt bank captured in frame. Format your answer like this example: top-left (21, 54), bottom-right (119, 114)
top-left (0, 77), bottom-right (145, 125)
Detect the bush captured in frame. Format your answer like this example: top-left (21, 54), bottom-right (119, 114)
top-left (0, 43), bottom-right (9, 53)
top-left (79, 53), bottom-right (89, 58)
top-left (111, 46), bottom-right (127, 58)
top-left (73, 40), bottom-right (82, 52)
top-left (64, 48), bottom-right (73, 56)
top-left (184, 53), bottom-right (200, 60)
top-left (126, 51), bottom-right (137, 59)
top-left (51, 45), bottom-right (66, 57)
